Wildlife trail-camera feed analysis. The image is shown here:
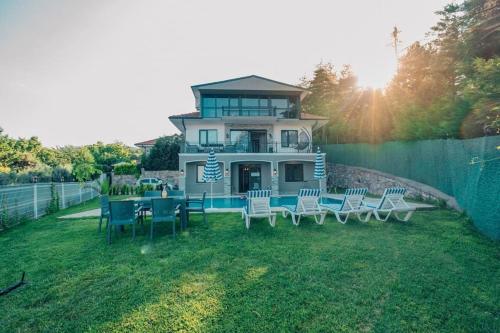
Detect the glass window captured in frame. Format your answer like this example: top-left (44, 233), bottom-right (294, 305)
top-left (271, 98), bottom-right (288, 108)
top-left (229, 98), bottom-right (239, 107)
top-left (281, 130), bottom-right (298, 147)
top-left (197, 164), bottom-right (205, 183)
top-left (216, 98), bottom-right (229, 108)
top-left (199, 130), bottom-right (217, 146)
top-left (285, 164), bottom-right (304, 182)
top-left (242, 98), bottom-right (258, 107)
top-left (202, 97), bottom-right (216, 117)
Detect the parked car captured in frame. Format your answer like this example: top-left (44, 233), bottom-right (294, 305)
top-left (136, 178), bottom-right (173, 190)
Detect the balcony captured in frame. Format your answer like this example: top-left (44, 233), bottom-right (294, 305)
top-left (180, 141), bottom-right (313, 154)
top-left (202, 106), bottom-right (299, 118)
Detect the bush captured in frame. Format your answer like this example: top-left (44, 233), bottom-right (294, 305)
top-left (52, 165), bottom-right (73, 182)
top-left (100, 178), bottom-right (110, 195)
top-left (46, 183), bottom-right (60, 214)
top-left (114, 163), bottom-right (139, 176)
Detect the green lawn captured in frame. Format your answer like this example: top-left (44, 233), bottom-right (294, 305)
top-left (0, 199), bottom-right (498, 332)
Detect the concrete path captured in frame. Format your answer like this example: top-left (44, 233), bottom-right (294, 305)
top-left (59, 209), bottom-right (101, 219)
top-left (58, 194), bottom-right (435, 219)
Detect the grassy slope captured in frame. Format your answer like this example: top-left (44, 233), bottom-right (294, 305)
top-left (0, 200), bottom-right (498, 333)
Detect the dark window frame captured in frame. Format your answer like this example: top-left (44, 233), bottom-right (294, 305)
top-left (284, 163), bottom-right (304, 182)
top-left (196, 164), bottom-right (205, 183)
top-left (199, 129), bottom-right (218, 146)
top-left (281, 130), bottom-right (298, 147)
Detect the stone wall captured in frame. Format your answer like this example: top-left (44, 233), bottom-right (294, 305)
top-left (111, 174), bottom-right (138, 186)
top-left (141, 170), bottom-right (180, 188)
top-left (327, 163), bottom-right (460, 210)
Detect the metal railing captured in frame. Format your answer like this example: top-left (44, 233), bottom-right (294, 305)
top-left (202, 106), bottom-right (299, 118)
top-left (181, 141), bottom-right (313, 154)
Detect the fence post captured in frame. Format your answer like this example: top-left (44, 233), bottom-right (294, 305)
top-left (33, 183), bottom-right (38, 219)
top-left (61, 182), bottom-right (66, 209)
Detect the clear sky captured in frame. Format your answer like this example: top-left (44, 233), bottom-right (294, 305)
top-left (0, 0), bottom-right (451, 147)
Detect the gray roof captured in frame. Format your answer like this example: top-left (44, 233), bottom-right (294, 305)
top-left (191, 75), bottom-right (309, 102)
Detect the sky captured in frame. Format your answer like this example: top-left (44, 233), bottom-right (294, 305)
top-left (0, 0), bottom-right (451, 147)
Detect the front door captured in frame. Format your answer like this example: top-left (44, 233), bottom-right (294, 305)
top-left (239, 164), bottom-right (261, 193)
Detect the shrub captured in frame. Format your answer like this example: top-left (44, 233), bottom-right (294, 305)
top-left (52, 165), bottom-right (73, 182)
top-left (46, 183), bottom-right (60, 214)
top-left (121, 184), bottom-right (129, 195)
top-left (100, 178), bottom-right (110, 195)
top-left (114, 163), bottom-right (139, 176)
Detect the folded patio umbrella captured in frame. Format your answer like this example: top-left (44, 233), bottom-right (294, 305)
top-left (314, 147), bottom-right (326, 199)
top-left (202, 149), bottom-right (222, 208)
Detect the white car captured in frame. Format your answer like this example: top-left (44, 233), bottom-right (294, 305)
top-left (136, 178), bottom-right (173, 190)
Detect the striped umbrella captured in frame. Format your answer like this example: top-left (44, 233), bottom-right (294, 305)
top-left (314, 147), bottom-right (326, 198)
top-left (203, 149), bottom-right (222, 208)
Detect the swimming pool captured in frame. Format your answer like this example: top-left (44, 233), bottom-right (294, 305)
top-left (203, 196), bottom-right (342, 209)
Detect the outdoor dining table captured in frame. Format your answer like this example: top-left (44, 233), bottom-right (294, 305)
top-left (129, 196), bottom-right (188, 230)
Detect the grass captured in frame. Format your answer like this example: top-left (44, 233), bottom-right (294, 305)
top-left (0, 199), bottom-right (498, 332)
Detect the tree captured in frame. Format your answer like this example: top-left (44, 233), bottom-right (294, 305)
top-left (142, 135), bottom-right (182, 171)
top-left (71, 147), bottom-right (98, 182)
top-left (88, 142), bottom-right (140, 173)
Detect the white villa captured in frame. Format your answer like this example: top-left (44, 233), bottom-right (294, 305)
top-left (168, 75), bottom-right (328, 195)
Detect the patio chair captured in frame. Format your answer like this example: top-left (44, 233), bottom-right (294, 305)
top-left (167, 190), bottom-right (185, 197)
top-left (186, 192), bottom-right (207, 225)
top-left (281, 189), bottom-right (326, 226)
top-left (98, 195), bottom-right (110, 233)
top-left (150, 198), bottom-right (177, 239)
top-left (241, 190), bottom-right (276, 229)
top-left (144, 191), bottom-right (162, 197)
top-left (320, 188), bottom-right (372, 224)
top-left (107, 200), bottom-right (139, 244)
top-left (367, 187), bottom-right (415, 222)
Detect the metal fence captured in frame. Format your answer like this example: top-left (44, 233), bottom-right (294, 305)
top-left (322, 135), bottom-right (500, 240)
top-left (0, 181), bottom-right (99, 222)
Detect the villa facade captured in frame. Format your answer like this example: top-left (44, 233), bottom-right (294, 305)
top-left (168, 75), bottom-right (328, 196)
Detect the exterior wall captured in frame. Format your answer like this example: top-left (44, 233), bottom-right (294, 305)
top-left (272, 122), bottom-right (313, 153)
top-left (183, 119), bottom-right (314, 153)
top-left (179, 153), bottom-right (318, 196)
top-left (111, 174), bottom-right (138, 186)
top-left (184, 161), bottom-right (225, 195)
top-left (185, 122), bottom-right (225, 143)
top-left (230, 161), bottom-right (272, 194)
top-left (278, 161), bottom-right (317, 194)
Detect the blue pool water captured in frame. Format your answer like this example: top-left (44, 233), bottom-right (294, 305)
top-left (203, 196), bottom-right (341, 209)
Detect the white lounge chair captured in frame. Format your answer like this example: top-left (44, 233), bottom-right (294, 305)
top-left (241, 190), bottom-right (276, 229)
top-left (320, 188), bottom-right (372, 224)
top-left (367, 187), bottom-right (415, 222)
top-left (281, 189), bottom-right (326, 226)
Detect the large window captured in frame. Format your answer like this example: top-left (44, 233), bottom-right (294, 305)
top-left (199, 129), bottom-right (218, 146)
top-left (197, 164), bottom-right (205, 183)
top-left (285, 164), bottom-right (304, 182)
top-left (201, 95), bottom-right (297, 118)
top-left (281, 130), bottom-right (298, 147)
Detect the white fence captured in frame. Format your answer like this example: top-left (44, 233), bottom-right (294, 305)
top-left (0, 181), bottom-right (99, 221)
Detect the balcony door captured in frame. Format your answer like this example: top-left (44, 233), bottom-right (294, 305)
top-left (230, 130), bottom-right (267, 153)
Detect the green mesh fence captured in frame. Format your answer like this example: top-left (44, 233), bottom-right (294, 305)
top-left (322, 136), bottom-right (500, 240)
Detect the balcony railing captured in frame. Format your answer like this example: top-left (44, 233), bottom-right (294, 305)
top-left (180, 141), bottom-right (312, 154)
top-left (201, 107), bottom-right (298, 118)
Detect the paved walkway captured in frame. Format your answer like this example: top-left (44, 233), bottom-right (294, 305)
top-left (59, 209), bottom-right (101, 219)
top-left (58, 194), bottom-right (434, 219)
